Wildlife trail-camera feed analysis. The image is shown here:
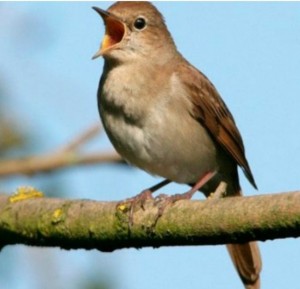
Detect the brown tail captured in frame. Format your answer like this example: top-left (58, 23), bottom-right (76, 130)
top-left (226, 189), bottom-right (262, 289)
top-left (227, 242), bottom-right (262, 289)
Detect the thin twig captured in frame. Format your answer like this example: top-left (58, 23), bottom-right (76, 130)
top-left (57, 124), bottom-right (102, 153)
top-left (0, 124), bottom-right (124, 178)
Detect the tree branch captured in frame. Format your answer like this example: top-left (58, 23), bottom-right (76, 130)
top-left (0, 124), bottom-right (123, 178)
top-left (55, 124), bottom-right (101, 153)
top-left (1, 188), bottom-right (299, 251)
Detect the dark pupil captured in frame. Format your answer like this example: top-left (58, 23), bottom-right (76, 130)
top-left (134, 18), bottom-right (146, 30)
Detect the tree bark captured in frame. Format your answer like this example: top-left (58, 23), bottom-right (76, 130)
top-left (0, 189), bottom-right (299, 252)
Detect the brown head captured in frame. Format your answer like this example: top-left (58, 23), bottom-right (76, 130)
top-left (92, 1), bottom-right (177, 63)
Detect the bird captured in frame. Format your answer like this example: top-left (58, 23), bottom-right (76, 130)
top-left (92, 2), bottom-right (262, 288)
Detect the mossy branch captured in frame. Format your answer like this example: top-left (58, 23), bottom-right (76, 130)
top-left (0, 188), bottom-right (300, 251)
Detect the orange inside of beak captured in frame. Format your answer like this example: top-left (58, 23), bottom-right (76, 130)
top-left (102, 18), bottom-right (125, 51)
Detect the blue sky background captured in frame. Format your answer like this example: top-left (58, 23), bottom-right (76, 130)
top-left (1, 2), bottom-right (300, 289)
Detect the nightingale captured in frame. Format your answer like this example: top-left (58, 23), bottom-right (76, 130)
top-left (93, 2), bottom-right (262, 289)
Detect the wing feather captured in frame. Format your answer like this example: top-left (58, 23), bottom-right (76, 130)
top-left (178, 62), bottom-right (257, 189)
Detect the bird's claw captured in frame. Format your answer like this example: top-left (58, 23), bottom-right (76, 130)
top-left (117, 189), bottom-right (154, 227)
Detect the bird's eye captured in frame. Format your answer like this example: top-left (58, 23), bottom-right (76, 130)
top-left (134, 17), bottom-right (147, 30)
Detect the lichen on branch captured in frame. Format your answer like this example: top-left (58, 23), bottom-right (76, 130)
top-left (1, 189), bottom-right (300, 251)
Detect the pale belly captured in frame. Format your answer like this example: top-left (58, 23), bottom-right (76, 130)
top-left (100, 102), bottom-right (218, 184)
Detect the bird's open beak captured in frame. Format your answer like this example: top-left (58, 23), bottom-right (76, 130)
top-left (92, 7), bottom-right (126, 59)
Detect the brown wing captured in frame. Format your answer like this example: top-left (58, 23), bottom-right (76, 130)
top-left (178, 61), bottom-right (257, 189)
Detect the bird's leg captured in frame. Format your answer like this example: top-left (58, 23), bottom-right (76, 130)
top-left (154, 171), bottom-right (217, 226)
top-left (131, 179), bottom-right (171, 209)
top-left (117, 179), bottom-right (171, 226)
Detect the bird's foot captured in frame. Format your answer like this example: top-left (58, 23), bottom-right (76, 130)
top-left (117, 189), bottom-right (154, 227)
top-left (152, 171), bottom-right (218, 227)
top-left (116, 179), bottom-right (171, 227)
top-left (153, 189), bottom-right (196, 227)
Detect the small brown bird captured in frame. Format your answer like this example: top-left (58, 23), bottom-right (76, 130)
top-left (93, 2), bottom-right (262, 288)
